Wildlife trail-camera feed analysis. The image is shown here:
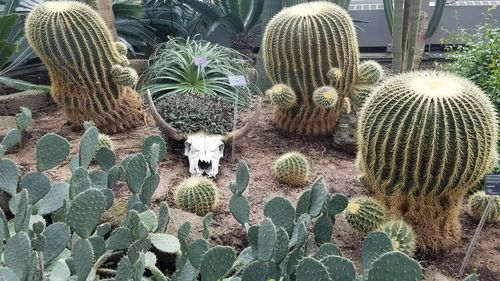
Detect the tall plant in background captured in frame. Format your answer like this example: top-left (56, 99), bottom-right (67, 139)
top-left (184, 0), bottom-right (264, 57)
top-left (383, 0), bottom-right (446, 72)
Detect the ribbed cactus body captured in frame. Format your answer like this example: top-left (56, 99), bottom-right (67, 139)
top-left (380, 220), bottom-right (416, 256)
top-left (358, 60), bottom-right (383, 85)
top-left (351, 84), bottom-right (375, 107)
top-left (175, 176), bottom-right (219, 216)
top-left (468, 191), bottom-right (500, 223)
top-left (345, 196), bottom-right (386, 233)
top-left (274, 152), bottom-right (310, 186)
top-left (262, 1), bottom-right (360, 135)
top-left (25, 2), bottom-right (142, 133)
top-left (357, 71), bottom-right (498, 250)
top-left (267, 84), bottom-right (297, 109)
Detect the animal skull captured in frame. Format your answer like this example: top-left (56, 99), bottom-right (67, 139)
top-left (184, 134), bottom-right (224, 177)
top-left (146, 91), bottom-right (261, 178)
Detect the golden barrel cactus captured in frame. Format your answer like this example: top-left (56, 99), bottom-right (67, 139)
top-left (262, 1), bottom-right (360, 135)
top-left (25, 1), bottom-right (143, 133)
top-left (357, 71), bottom-right (498, 251)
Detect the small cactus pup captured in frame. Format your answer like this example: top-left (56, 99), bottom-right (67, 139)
top-left (25, 1), bottom-right (143, 134)
top-left (267, 84), bottom-right (297, 109)
top-left (468, 191), bottom-right (500, 223)
top-left (175, 176), bottom-right (219, 216)
top-left (274, 152), bottom-right (311, 186)
top-left (98, 134), bottom-right (114, 150)
top-left (379, 219), bottom-right (417, 257)
top-left (313, 87), bottom-right (339, 109)
top-left (262, 1), bottom-right (360, 135)
top-left (345, 196), bottom-right (386, 233)
top-left (357, 60), bottom-right (384, 85)
top-left (357, 71), bottom-right (498, 251)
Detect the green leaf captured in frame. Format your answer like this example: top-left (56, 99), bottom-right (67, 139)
top-left (0, 77), bottom-right (50, 92)
top-left (15, 107), bottom-right (32, 131)
top-left (200, 246), bottom-right (236, 281)
top-left (72, 238), bottom-right (94, 281)
top-left (257, 218), bottom-right (276, 261)
top-left (296, 257), bottom-right (330, 281)
top-left (229, 194), bottom-right (250, 225)
top-left (1, 128), bottom-right (21, 149)
top-left (126, 154), bottom-right (148, 194)
top-left (20, 171), bottom-right (51, 204)
top-left (149, 233), bottom-right (181, 254)
top-left (308, 177), bottom-right (327, 217)
top-left (36, 133), bottom-right (70, 172)
top-left (66, 189), bottom-right (106, 239)
top-left (5, 232), bottom-right (31, 279)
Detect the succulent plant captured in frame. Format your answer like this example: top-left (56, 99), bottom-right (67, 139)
top-left (274, 152), bottom-right (311, 186)
top-left (313, 86), bottom-right (339, 109)
top-left (357, 71), bottom-right (498, 251)
top-left (351, 84), bottom-right (376, 107)
top-left (175, 176), bottom-right (219, 215)
top-left (380, 219), bottom-right (417, 256)
top-left (25, 1), bottom-right (143, 134)
top-left (262, 1), bottom-right (360, 135)
top-left (358, 60), bottom-right (384, 85)
top-left (345, 196), bottom-right (387, 233)
top-left (98, 134), bottom-right (114, 150)
top-left (267, 84), bottom-right (297, 109)
top-left (468, 191), bottom-right (500, 223)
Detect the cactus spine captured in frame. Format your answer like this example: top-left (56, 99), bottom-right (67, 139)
top-left (345, 196), bottom-right (386, 233)
top-left (468, 191), bottom-right (500, 223)
top-left (175, 176), bottom-right (219, 216)
top-left (357, 71), bottom-right (498, 251)
top-left (262, 1), bottom-right (360, 135)
top-left (98, 134), bottom-right (113, 150)
top-left (25, 2), bottom-right (143, 134)
top-left (274, 152), bottom-right (310, 186)
top-left (380, 219), bottom-right (416, 256)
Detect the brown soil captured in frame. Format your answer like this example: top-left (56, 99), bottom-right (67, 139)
top-left (4, 100), bottom-right (499, 280)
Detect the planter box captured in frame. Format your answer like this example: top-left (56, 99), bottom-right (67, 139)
top-left (0, 90), bottom-right (53, 116)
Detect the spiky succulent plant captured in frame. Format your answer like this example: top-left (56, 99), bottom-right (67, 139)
top-left (357, 71), bottom-right (498, 251)
top-left (380, 219), bottom-right (417, 256)
top-left (262, 1), bottom-right (360, 135)
top-left (313, 86), bottom-right (339, 109)
top-left (175, 176), bottom-right (219, 215)
top-left (267, 84), bottom-right (297, 109)
top-left (468, 191), bottom-right (500, 223)
top-left (351, 84), bottom-right (376, 107)
top-left (274, 152), bottom-right (310, 186)
top-left (358, 60), bottom-right (384, 85)
top-left (345, 196), bottom-right (387, 233)
top-left (98, 134), bottom-right (114, 150)
top-left (25, 1), bottom-right (143, 133)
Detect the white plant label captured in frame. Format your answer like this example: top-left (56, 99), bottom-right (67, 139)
top-left (228, 75), bottom-right (247, 87)
top-left (484, 174), bottom-right (500, 195)
top-left (193, 55), bottom-right (207, 66)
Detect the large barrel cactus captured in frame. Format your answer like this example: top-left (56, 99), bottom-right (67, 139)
top-left (25, 1), bottom-right (143, 133)
top-left (357, 71), bottom-right (498, 251)
top-left (263, 1), bottom-right (370, 135)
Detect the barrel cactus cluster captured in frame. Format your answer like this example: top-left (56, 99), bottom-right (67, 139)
top-left (357, 71), bottom-right (499, 251)
top-left (274, 152), bottom-right (311, 186)
top-left (344, 196), bottom-right (387, 233)
top-left (25, 1), bottom-right (143, 134)
top-left (468, 191), bottom-right (500, 223)
top-left (262, 1), bottom-right (383, 136)
top-left (174, 176), bottom-right (219, 215)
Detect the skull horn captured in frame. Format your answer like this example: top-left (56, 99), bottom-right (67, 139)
top-left (224, 98), bottom-right (262, 142)
top-left (145, 90), bottom-right (187, 141)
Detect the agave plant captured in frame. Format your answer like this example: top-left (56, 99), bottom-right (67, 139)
top-left (184, 0), bottom-right (264, 57)
top-left (139, 36), bottom-right (258, 107)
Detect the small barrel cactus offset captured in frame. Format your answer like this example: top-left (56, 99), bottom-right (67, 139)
top-left (357, 60), bottom-right (384, 85)
top-left (175, 176), bottom-right (219, 216)
top-left (313, 87), bottom-right (339, 109)
top-left (379, 219), bottom-right (416, 256)
top-left (25, 1), bottom-right (143, 134)
top-left (357, 71), bottom-right (498, 251)
top-left (274, 152), bottom-right (310, 186)
top-left (262, 1), bottom-right (360, 135)
top-left (345, 196), bottom-right (386, 233)
top-left (468, 191), bottom-right (500, 223)
top-left (267, 84), bottom-right (297, 109)
top-left (98, 134), bottom-right (114, 150)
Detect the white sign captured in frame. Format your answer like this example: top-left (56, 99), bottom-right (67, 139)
top-left (228, 75), bottom-right (247, 87)
top-left (193, 55), bottom-right (207, 66)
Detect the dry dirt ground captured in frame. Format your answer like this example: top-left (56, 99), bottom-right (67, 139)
top-left (4, 100), bottom-right (499, 281)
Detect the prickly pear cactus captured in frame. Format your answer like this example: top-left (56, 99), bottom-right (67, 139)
top-left (175, 176), bottom-right (219, 215)
top-left (357, 71), bottom-right (498, 251)
top-left (25, 1), bottom-right (143, 133)
top-left (380, 219), bottom-right (417, 256)
top-left (262, 1), bottom-right (360, 135)
top-left (274, 152), bottom-right (310, 186)
top-left (345, 196), bottom-right (387, 233)
top-left (468, 191), bottom-right (500, 223)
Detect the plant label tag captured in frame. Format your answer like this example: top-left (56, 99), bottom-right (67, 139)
top-left (193, 55), bottom-right (207, 66)
top-left (484, 174), bottom-right (500, 195)
top-left (228, 75), bottom-right (247, 87)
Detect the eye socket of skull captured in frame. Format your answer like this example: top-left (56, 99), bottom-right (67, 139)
top-left (184, 140), bottom-right (192, 156)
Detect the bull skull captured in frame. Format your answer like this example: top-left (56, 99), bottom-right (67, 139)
top-left (146, 91), bottom-right (260, 177)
